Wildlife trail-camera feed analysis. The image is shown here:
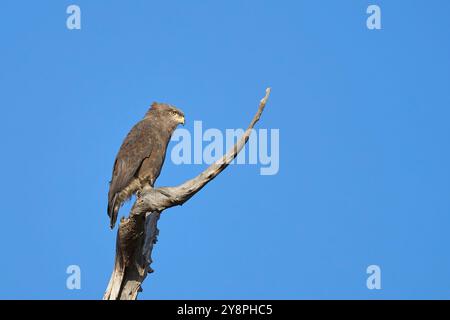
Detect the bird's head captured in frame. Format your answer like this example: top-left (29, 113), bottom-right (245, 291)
top-left (148, 102), bottom-right (185, 126)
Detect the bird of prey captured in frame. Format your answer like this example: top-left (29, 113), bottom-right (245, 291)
top-left (107, 103), bottom-right (185, 229)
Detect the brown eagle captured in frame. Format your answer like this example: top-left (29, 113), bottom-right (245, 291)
top-left (108, 103), bottom-right (185, 229)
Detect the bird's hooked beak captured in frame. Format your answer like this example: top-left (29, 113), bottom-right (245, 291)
top-left (179, 115), bottom-right (185, 126)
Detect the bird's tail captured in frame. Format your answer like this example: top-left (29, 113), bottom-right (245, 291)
top-left (108, 194), bottom-right (119, 229)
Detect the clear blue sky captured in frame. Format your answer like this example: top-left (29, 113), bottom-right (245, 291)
top-left (1, 0), bottom-right (450, 299)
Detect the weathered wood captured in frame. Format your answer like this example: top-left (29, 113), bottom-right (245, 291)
top-left (103, 88), bottom-right (271, 300)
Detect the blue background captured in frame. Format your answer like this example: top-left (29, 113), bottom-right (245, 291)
top-left (1, 0), bottom-right (449, 299)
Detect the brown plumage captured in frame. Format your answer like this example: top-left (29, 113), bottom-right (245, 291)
top-left (107, 102), bottom-right (185, 229)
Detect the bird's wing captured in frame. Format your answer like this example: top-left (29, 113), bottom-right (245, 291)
top-left (108, 119), bottom-right (154, 204)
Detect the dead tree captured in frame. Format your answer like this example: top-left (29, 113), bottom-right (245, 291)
top-left (104, 88), bottom-right (271, 300)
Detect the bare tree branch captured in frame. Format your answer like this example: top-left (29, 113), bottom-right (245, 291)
top-left (104, 88), bottom-right (271, 300)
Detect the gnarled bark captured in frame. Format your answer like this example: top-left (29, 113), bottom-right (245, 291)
top-left (103, 88), bottom-right (271, 300)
